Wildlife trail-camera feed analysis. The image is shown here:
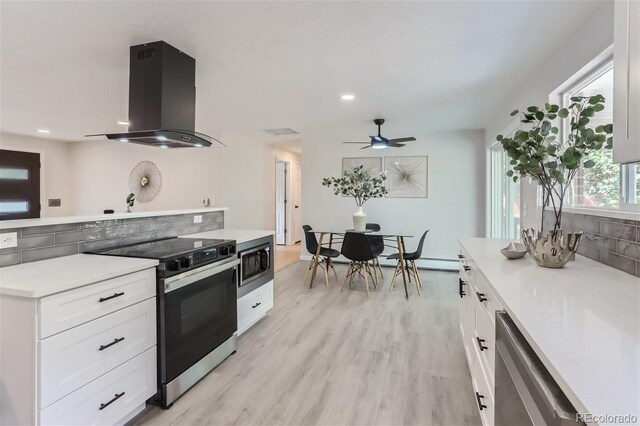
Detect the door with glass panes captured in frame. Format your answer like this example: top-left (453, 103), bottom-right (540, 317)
top-left (0, 149), bottom-right (40, 220)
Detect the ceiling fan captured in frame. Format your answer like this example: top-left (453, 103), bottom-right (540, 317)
top-left (343, 118), bottom-right (416, 149)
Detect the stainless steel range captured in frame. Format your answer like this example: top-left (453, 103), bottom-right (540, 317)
top-left (94, 237), bottom-right (238, 408)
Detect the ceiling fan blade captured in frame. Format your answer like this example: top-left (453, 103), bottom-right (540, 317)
top-left (343, 142), bottom-right (370, 144)
top-left (360, 145), bottom-right (371, 149)
top-left (388, 143), bottom-right (406, 148)
top-left (388, 137), bottom-right (416, 143)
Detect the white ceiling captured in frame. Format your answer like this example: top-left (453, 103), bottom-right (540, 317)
top-left (0, 1), bottom-right (603, 143)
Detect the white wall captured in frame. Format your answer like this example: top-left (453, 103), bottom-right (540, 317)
top-left (211, 135), bottom-right (300, 230)
top-left (484, 1), bottom-right (614, 230)
top-left (0, 132), bottom-right (75, 217)
top-left (0, 131), bottom-right (299, 231)
top-left (301, 130), bottom-right (485, 260)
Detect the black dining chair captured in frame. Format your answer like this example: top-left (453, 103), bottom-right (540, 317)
top-left (340, 232), bottom-right (377, 297)
top-left (387, 230), bottom-right (429, 295)
top-left (302, 225), bottom-right (340, 287)
top-left (366, 223), bottom-right (385, 278)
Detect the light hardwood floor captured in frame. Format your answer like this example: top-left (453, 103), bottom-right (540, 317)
top-left (274, 243), bottom-right (302, 272)
top-left (131, 261), bottom-right (481, 426)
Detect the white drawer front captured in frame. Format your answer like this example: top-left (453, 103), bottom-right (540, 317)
top-left (472, 341), bottom-right (495, 426)
top-left (39, 298), bottom-right (156, 408)
top-left (39, 347), bottom-right (156, 426)
top-left (39, 268), bottom-right (156, 339)
top-left (238, 280), bottom-right (273, 335)
top-left (475, 304), bottom-right (496, 384)
top-left (473, 272), bottom-right (502, 325)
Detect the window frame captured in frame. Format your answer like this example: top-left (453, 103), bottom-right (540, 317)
top-left (550, 49), bottom-right (640, 217)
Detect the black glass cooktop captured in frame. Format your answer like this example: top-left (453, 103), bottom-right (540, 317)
top-left (97, 237), bottom-right (231, 260)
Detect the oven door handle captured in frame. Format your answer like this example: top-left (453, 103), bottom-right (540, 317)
top-left (164, 258), bottom-right (240, 293)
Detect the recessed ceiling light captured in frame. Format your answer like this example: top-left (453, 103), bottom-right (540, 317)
top-left (160, 145), bottom-right (168, 149)
top-left (341, 94), bottom-right (355, 101)
top-left (37, 129), bottom-right (50, 134)
top-left (117, 120), bottom-right (130, 126)
top-left (156, 136), bottom-right (167, 141)
top-left (119, 138), bottom-right (129, 142)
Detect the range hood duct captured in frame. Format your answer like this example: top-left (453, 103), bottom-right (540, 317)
top-left (88, 41), bottom-right (223, 148)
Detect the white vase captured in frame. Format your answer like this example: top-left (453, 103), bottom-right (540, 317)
top-left (353, 206), bottom-right (367, 232)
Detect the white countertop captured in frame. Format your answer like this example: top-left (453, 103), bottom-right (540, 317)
top-left (0, 207), bottom-right (228, 229)
top-left (181, 229), bottom-right (274, 245)
top-left (0, 254), bottom-right (158, 298)
top-left (460, 238), bottom-right (640, 422)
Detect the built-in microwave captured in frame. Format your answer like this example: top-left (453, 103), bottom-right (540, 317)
top-left (239, 243), bottom-right (271, 287)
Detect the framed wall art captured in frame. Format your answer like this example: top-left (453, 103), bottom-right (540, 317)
top-left (384, 156), bottom-right (428, 198)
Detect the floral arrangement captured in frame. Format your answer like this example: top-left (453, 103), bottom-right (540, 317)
top-left (322, 165), bottom-right (387, 206)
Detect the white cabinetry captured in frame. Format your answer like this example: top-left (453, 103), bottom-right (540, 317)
top-left (458, 249), bottom-right (502, 426)
top-left (613, 0), bottom-right (640, 164)
top-left (237, 280), bottom-right (274, 335)
top-left (0, 267), bottom-right (157, 426)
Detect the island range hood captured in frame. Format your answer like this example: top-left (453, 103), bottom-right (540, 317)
top-left (88, 41), bottom-right (224, 148)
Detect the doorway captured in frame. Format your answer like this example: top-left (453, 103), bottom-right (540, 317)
top-left (275, 159), bottom-right (302, 246)
top-left (489, 143), bottom-right (521, 239)
top-left (275, 161), bottom-right (288, 245)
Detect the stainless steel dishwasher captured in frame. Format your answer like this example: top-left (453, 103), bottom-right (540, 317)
top-left (495, 311), bottom-right (585, 426)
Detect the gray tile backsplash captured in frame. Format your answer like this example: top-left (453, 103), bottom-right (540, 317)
top-left (544, 211), bottom-right (640, 277)
top-left (0, 211), bottom-right (224, 267)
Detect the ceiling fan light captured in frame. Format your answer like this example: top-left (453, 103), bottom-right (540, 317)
top-left (371, 144), bottom-right (387, 149)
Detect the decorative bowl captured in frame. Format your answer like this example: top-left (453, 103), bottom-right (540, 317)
top-left (500, 242), bottom-right (528, 259)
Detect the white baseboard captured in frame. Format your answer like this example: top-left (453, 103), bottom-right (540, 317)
top-left (298, 254), bottom-right (458, 272)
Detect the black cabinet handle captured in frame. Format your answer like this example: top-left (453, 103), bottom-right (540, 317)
top-left (475, 392), bottom-right (487, 411)
top-left (476, 292), bottom-right (487, 303)
top-left (98, 337), bottom-right (125, 351)
top-left (99, 292), bottom-right (124, 302)
top-left (463, 265), bottom-right (471, 271)
top-left (476, 337), bottom-right (488, 351)
top-left (252, 302), bottom-right (262, 309)
top-left (99, 392), bottom-right (125, 410)
top-left (458, 278), bottom-right (467, 298)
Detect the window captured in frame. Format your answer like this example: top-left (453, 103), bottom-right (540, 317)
top-left (490, 143), bottom-right (520, 239)
top-left (561, 59), bottom-right (639, 209)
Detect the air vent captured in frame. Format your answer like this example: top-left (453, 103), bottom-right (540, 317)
top-left (263, 128), bottom-right (300, 136)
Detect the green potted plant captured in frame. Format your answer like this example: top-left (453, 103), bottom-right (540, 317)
top-left (497, 95), bottom-right (613, 268)
top-left (322, 165), bottom-right (387, 232)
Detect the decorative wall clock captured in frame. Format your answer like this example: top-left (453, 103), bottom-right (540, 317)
top-left (128, 161), bottom-right (162, 203)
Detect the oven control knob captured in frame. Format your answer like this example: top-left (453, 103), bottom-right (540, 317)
top-left (180, 257), bottom-right (191, 268)
top-left (220, 246), bottom-right (229, 256)
top-left (168, 259), bottom-right (181, 271)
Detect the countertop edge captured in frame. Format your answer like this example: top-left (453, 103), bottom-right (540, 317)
top-left (0, 256), bottom-right (158, 299)
top-left (0, 207), bottom-right (229, 230)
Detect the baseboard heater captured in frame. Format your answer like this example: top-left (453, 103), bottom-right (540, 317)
top-left (299, 254), bottom-right (458, 272)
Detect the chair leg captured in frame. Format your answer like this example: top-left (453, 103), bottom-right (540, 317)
top-left (389, 260), bottom-right (400, 292)
top-left (367, 263), bottom-right (377, 289)
top-left (341, 263), bottom-right (352, 292)
top-left (323, 257), bottom-right (330, 288)
top-left (412, 261), bottom-right (421, 295)
top-left (363, 264), bottom-right (370, 298)
top-left (377, 258), bottom-right (384, 278)
top-left (303, 255), bottom-right (315, 284)
top-left (329, 259), bottom-right (339, 282)
top-left (413, 260), bottom-right (423, 289)
top-left (406, 259), bottom-right (411, 283)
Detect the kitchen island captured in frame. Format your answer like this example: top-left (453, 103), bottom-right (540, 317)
top-left (459, 238), bottom-right (639, 425)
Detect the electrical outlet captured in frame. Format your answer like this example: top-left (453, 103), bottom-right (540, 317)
top-left (0, 232), bottom-right (18, 249)
top-left (193, 215), bottom-right (203, 224)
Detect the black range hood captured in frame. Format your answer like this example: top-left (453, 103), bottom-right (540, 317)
top-left (88, 41), bottom-right (224, 148)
